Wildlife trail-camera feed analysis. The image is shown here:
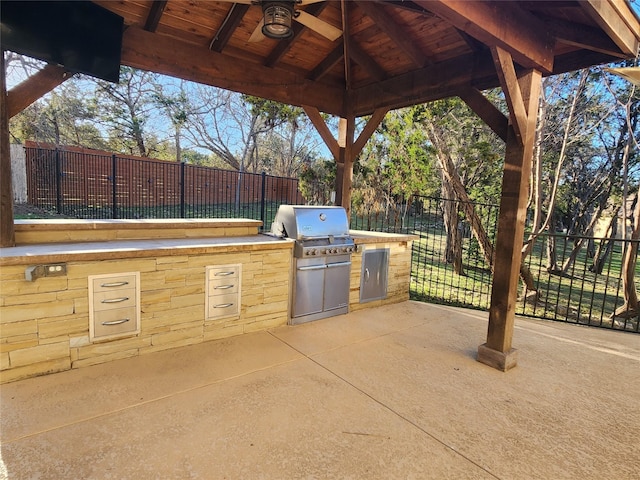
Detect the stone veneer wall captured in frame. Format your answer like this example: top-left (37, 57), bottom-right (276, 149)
top-left (349, 241), bottom-right (412, 311)
top-left (0, 246), bottom-right (292, 383)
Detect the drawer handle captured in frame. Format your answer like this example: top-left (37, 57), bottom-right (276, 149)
top-left (215, 271), bottom-right (235, 276)
top-left (101, 297), bottom-right (129, 304)
top-left (101, 318), bottom-right (130, 326)
top-left (101, 281), bottom-right (129, 288)
top-left (214, 284), bottom-right (234, 290)
top-left (214, 303), bottom-right (234, 308)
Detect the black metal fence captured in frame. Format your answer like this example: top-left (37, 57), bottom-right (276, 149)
top-left (25, 146), bottom-right (303, 229)
top-left (354, 195), bottom-right (639, 333)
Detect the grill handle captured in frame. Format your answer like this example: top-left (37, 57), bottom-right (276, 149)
top-left (298, 265), bottom-right (327, 271)
top-left (327, 261), bottom-right (351, 268)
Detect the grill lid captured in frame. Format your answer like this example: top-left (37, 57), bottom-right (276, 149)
top-left (271, 205), bottom-right (350, 240)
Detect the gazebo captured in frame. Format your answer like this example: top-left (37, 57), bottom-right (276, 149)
top-left (2, 0), bottom-right (639, 371)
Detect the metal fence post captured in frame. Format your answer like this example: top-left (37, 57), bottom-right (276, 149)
top-left (55, 148), bottom-right (62, 214)
top-left (180, 162), bottom-right (186, 218)
top-left (112, 154), bottom-right (118, 219)
top-left (260, 171), bottom-right (267, 230)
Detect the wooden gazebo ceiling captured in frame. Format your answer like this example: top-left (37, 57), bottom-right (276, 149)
top-left (83, 1), bottom-right (640, 116)
top-left (5, 2), bottom-right (640, 131)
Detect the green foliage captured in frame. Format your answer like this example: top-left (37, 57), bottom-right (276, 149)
top-left (298, 159), bottom-right (336, 204)
top-left (9, 82), bottom-right (107, 149)
top-left (378, 107), bottom-right (437, 198)
top-left (93, 67), bottom-right (160, 157)
top-left (242, 96), bottom-right (304, 127)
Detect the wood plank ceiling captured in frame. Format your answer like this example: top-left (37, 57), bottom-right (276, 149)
top-left (91, 0), bottom-right (640, 118)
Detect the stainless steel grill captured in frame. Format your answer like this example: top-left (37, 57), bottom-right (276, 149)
top-left (271, 205), bottom-right (355, 324)
top-left (271, 205), bottom-right (356, 258)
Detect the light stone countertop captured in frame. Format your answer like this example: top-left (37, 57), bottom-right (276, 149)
top-left (0, 235), bottom-right (294, 266)
top-left (0, 229), bottom-right (416, 266)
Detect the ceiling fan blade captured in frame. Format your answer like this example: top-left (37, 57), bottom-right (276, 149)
top-left (215, 0), bottom-right (253, 3)
top-left (295, 10), bottom-right (342, 41)
top-left (299, 0), bottom-right (326, 4)
top-left (248, 18), bottom-right (266, 42)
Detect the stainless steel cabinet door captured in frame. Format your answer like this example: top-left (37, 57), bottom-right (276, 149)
top-left (293, 257), bottom-right (326, 317)
top-left (324, 255), bottom-right (351, 311)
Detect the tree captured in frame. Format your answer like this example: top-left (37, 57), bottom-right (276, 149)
top-left (370, 107), bottom-right (436, 229)
top-left (416, 98), bottom-right (503, 274)
top-left (93, 67), bottom-right (161, 157)
top-left (298, 159), bottom-right (335, 205)
top-left (181, 87), bottom-right (271, 172)
top-left (603, 61), bottom-right (640, 321)
top-left (152, 81), bottom-right (191, 163)
top-left (9, 81), bottom-right (105, 148)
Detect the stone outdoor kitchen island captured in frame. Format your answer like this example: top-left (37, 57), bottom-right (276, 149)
top-left (0, 219), bottom-right (413, 383)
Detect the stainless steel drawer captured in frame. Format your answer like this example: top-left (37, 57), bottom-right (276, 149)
top-left (92, 306), bottom-right (138, 338)
top-left (89, 272), bottom-right (140, 342)
top-left (206, 264), bottom-right (241, 320)
top-left (92, 288), bottom-right (137, 311)
top-left (207, 293), bottom-right (239, 318)
top-left (91, 274), bottom-right (137, 293)
top-left (208, 266), bottom-right (239, 280)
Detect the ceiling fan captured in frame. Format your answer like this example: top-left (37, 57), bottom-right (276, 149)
top-left (217, 0), bottom-right (342, 42)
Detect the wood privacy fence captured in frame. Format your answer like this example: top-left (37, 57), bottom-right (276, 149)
top-left (24, 144), bottom-right (304, 225)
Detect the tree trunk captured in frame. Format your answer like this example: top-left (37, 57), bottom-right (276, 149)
top-left (545, 211), bottom-right (561, 272)
top-left (430, 126), bottom-right (495, 270)
top-left (612, 193), bottom-right (639, 319)
top-left (560, 198), bottom-right (605, 274)
top-left (175, 124), bottom-right (181, 163)
top-left (590, 208), bottom-right (619, 274)
top-left (441, 182), bottom-right (464, 275)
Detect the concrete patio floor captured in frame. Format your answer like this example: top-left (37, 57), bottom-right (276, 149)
top-left (1, 301), bottom-right (639, 479)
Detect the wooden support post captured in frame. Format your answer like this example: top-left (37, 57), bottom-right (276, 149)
top-left (303, 105), bottom-right (387, 220)
top-left (1, 52), bottom-right (16, 247)
top-left (478, 62), bottom-right (541, 371)
top-left (337, 115), bottom-right (356, 219)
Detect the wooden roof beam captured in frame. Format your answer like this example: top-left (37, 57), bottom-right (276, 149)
top-left (342, 0), bottom-right (352, 90)
top-left (353, 107), bottom-right (389, 157)
top-left (544, 16), bottom-right (629, 58)
top-left (303, 105), bottom-right (340, 159)
top-left (121, 26), bottom-right (345, 116)
top-left (7, 64), bottom-right (72, 118)
top-left (582, 0), bottom-right (640, 57)
top-left (351, 51), bottom-right (496, 116)
top-left (308, 42), bottom-right (344, 81)
top-left (210, 4), bottom-right (250, 53)
top-left (458, 87), bottom-right (508, 142)
top-left (144, 0), bottom-right (168, 32)
top-left (356, 1), bottom-right (432, 68)
top-left (491, 46), bottom-right (528, 143)
top-left (414, 0), bottom-right (555, 73)
top-left (349, 42), bottom-right (387, 82)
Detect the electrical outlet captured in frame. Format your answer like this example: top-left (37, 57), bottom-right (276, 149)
top-left (44, 264), bottom-right (67, 276)
top-left (25, 263), bottom-right (67, 281)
